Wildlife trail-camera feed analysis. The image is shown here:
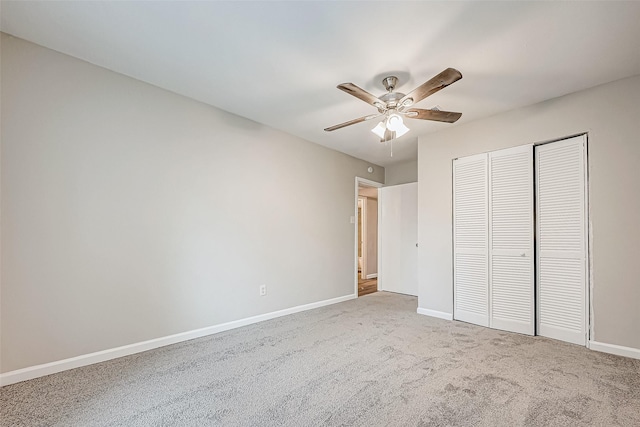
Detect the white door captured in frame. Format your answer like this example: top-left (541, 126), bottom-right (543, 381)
top-left (378, 182), bottom-right (418, 296)
top-left (489, 145), bottom-right (535, 335)
top-left (536, 135), bottom-right (588, 345)
top-left (453, 153), bottom-right (489, 327)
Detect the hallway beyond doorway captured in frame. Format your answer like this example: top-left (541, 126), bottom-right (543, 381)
top-left (358, 277), bottom-right (377, 297)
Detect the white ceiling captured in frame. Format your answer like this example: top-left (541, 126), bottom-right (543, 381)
top-left (2, 1), bottom-right (639, 167)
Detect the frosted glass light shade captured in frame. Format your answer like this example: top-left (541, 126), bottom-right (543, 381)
top-left (386, 114), bottom-right (403, 131)
top-left (371, 121), bottom-right (386, 139)
top-left (386, 114), bottom-right (410, 138)
top-left (394, 122), bottom-right (410, 138)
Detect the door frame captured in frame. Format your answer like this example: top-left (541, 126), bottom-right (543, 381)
top-left (355, 177), bottom-right (383, 297)
top-left (357, 196), bottom-right (366, 280)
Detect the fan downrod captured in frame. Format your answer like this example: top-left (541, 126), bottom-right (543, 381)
top-left (382, 76), bottom-right (398, 92)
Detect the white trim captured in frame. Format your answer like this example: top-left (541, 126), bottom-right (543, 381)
top-left (354, 176), bottom-right (383, 296)
top-left (0, 294), bottom-right (355, 387)
top-left (583, 134), bottom-right (592, 343)
top-left (365, 273), bottom-right (378, 279)
top-left (377, 190), bottom-right (382, 292)
top-left (358, 195), bottom-right (367, 280)
top-left (589, 341), bottom-right (640, 360)
top-left (417, 308), bottom-right (453, 321)
top-left (356, 177), bottom-right (384, 188)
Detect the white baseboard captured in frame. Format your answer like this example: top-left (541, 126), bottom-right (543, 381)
top-left (589, 340), bottom-right (640, 360)
top-left (417, 307), bottom-right (453, 321)
top-left (0, 294), bottom-right (356, 387)
top-left (365, 273), bottom-right (377, 279)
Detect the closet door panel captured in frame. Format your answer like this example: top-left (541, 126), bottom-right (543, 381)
top-left (453, 153), bottom-right (488, 327)
top-left (539, 257), bottom-right (584, 339)
top-left (491, 256), bottom-right (533, 332)
top-left (489, 145), bottom-right (534, 335)
top-left (536, 135), bottom-right (587, 345)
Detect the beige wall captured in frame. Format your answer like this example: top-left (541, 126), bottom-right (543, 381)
top-left (385, 159), bottom-right (417, 185)
top-left (418, 74), bottom-right (640, 350)
top-left (0, 34), bottom-right (384, 373)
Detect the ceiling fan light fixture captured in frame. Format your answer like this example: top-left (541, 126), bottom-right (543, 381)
top-left (371, 121), bottom-right (387, 139)
top-left (382, 128), bottom-right (395, 143)
top-left (394, 122), bottom-right (410, 138)
top-left (386, 114), bottom-right (410, 138)
top-left (386, 114), bottom-right (403, 131)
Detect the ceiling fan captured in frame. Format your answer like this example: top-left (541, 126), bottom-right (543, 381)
top-left (324, 68), bottom-right (463, 143)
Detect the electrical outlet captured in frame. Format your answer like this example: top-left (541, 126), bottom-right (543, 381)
top-left (259, 285), bottom-right (267, 296)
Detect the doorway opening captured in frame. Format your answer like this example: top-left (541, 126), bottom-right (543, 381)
top-left (355, 177), bottom-right (382, 297)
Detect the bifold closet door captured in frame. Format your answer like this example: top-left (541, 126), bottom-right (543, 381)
top-left (454, 146), bottom-right (534, 334)
top-left (453, 153), bottom-right (489, 327)
top-left (489, 145), bottom-right (534, 335)
top-left (536, 135), bottom-right (587, 345)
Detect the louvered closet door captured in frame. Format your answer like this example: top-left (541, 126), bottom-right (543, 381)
top-left (489, 145), bottom-right (534, 335)
top-left (453, 153), bottom-right (488, 327)
top-left (536, 135), bottom-right (587, 345)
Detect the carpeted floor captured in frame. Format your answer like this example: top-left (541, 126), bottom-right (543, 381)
top-left (2, 292), bottom-right (639, 426)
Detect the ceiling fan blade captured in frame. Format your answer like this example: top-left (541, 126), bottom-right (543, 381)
top-left (324, 113), bottom-right (382, 132)
top-left (399, 68), bottom-right (462, 108)
top-left (337, 83), bottom-right (386, 110)
top-left (403, 108), bottom-right (462, 123)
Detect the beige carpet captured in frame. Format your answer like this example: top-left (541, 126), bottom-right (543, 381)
top-left (2, 292), bottom-right (639, 426)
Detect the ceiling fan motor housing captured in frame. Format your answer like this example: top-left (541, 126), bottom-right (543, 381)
top-left (379, 76), bottom-right (414, 110)
top-left (379, 91), bottom-right (406, 111)
top-left (382, 76), bottom-right (398, 92)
